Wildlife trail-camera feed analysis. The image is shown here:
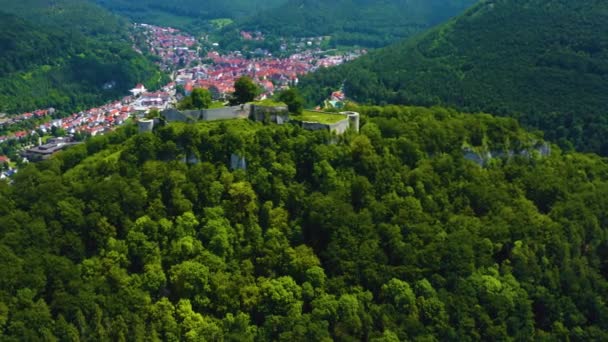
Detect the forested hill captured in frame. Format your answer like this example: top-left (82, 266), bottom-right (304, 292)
top-left (299, 0), bottom-right (608, 154)
top-left (93, 0), bottom-right (288, 31)
top-left (0, 13), bottom-right (67, 77)
top-left (1, 106), bottom-right (608, 340)
top-left (0, 0), bottom-right (127, 38)
top-left (237, 0), bottom-right (476, 48)
top-left (0, 0), bottom-right (164, 114)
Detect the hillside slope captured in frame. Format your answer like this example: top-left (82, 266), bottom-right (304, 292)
top-left (93, 0), bottom-right (288, 31)
top-left (0, 0), bottom-right (127, 37)
top-left (299, 0), bottom-right (608, 154)
top-left (0, 1), bottom-right (164, 114)
top-left (1, 107), bottom-right (608, 339)
top-left (238, 0), bottom-right (476, 47)
top-left (0, 13), bottom-right (68, 77)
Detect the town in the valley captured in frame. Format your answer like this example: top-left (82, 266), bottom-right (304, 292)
top-left (0, 23), bottom-right (363, 178)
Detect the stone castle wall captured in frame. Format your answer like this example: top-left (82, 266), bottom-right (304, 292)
top-left (301, 122), bottom-right (330, 131)
top-left (162, 108), bottom-right (201, 122)
top-left (296, 112), bottom-right (357, 135)
top-left (344, 112), bottom-right (360, 132)
top-left (163, 105), bottom-right (249, 123)
top-left (162, 106), bottom-right (360, 136)
top-left (328, 119), bottom-right (350, 134)
top-left (299, 118), bottom-right (350, 134)
top-left (203, 105), bottom-right (248, 121)
top-left (138, 119), bottom-right (154, 133)
top-left (250, 104), bottom-right (290, 124)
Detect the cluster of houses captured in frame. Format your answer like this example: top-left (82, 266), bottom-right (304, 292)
top-left (240, 31), bottom-right (265, 41)
top-left (134, 23), bottom-right (200, 71)
top-left (0, 109), bottom-right (52, 145)
top-left (0, 82), bottom-right (177, 166)
top-left (0, 109), bottom-right (54, 129)
top-left (175, 50), bottom-right (360, 100)
top-left (134, 23), bottom-right (363, 100)
top-left (0, 109), bottom-right (55, 145)
top-left (0, 104), bottom-right (132, 146)
top-left (42, 84), bottom-right (176, 138)
top-left (175, 51), bottom-right (303, 97)
top-left (130, 84), bottom-right (175, 111)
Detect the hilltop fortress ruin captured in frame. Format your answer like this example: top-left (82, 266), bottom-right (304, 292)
top-left (139, 103), bottom-right (360, 134)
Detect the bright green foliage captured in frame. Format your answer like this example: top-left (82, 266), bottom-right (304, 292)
top-left (178, 88), bottom-right (212, 110)
top-left (299, 0), bottom-right (608, 155)
top-left (251, 99), bottom-right (287, 107)
top-left (0, 105), bottom-right (608, 340)
top-left (146, 109), bottom-right (161, 119)
top-left (277, 88), bottom-right (304, 114)
top-left (231, 76), bottom-right (260, 105)
top-left (290, 111), bottom-right (346, 124)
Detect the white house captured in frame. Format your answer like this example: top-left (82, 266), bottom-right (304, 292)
top-left (130, 84), bottom-right (147, 97)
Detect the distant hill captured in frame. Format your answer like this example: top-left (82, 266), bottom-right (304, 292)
top-left (93, 0), bottom-right (288, 31)
top-left (0, 1), bottom-right (164, 114)
top-left (299, 0), bottom-right (608, 154)
top-left (0, 13), bottom-right (68, 77)
top-left (0, 0), bottom-right (127, 38)
top-left (237, 0), bottom-right (476, 48)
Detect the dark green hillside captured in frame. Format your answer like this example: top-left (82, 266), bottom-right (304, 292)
top-left (93, 0), bottom-right (288, 31)
top-left (1, 106), bottom-right (607, 340)
top-left (238, 0), bottom-right (476, 47)
top-left (299, 0), bottom-right (608, 154)
top-left (0, 0), bottom-right (127, 37)
top-left (0, 13), bottom-right (67, 77)
top-left (0, 1), bottom-right (164, 114)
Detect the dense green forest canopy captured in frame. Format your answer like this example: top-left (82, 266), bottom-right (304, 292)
top-left (0, 0), bottom-right (164, 114)
top-left (0, 0), bottom-right (127, 38)
top-left (298, 0), bottom-right (608, 154)
top-left (237, 0), bottom-right (476, 48)
top-left (0, 13), bottom-right (67, 77)
top-left (93, 0), bottom-right (288, 32)
top-left (1, 106), bottom-right (607, 340)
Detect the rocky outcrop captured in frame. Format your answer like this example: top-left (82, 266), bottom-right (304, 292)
top-left (463, 143), bottom-right (552, 166)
